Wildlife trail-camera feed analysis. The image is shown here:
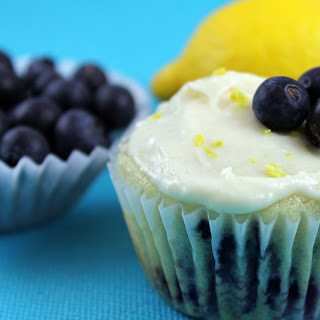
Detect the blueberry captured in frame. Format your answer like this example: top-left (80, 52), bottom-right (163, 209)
top-left (74, 64), bottom-right (107, 91)
top-left (30, 69), bottom-right (61, 96)
top-left (306, 99), bottom-right (320, 147)
top-left (25, 58), bottom-right (54, 83)
top-left (0, 126), bottom-right (50, 166)
top-left (0, 50), bottom-right (13, 72)
top-left (0, 64), bottom-right (14, 77)
top-left (0, 110), bottom-right (10, 138)
top-left (43, 79), bottom-right (91, 109)
top-left (11, 97), bottom-right (62, 133)
top-left (298, 67), bottom-right (320, 107)
top-left (253, 76), bottom-right (310, 131)
top-left (54, 109), bottom-right (110, 159)
top-left (94, 84), bottom-right (135, 129)
top-left (0, 73), bottom-right (27, 109)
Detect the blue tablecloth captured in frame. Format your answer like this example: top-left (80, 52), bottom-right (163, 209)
top-left (0, 1), bottom-right (228, 319)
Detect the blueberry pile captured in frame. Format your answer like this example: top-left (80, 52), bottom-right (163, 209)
top-left (252, 67), bottom-right (320, 147)
top-left (0, 50), bottom-right (135, 166)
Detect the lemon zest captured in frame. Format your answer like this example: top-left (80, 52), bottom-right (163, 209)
top-left (211, 140), bottom-right (223, 147)
top-left (247, 158), bottom-right (257, 163)
top-left (291, 131), bottom-right (300, 137)
top-left (230, 89), bottom-right (248, 108)
top-left (211, 67), bottom-right (227, 76)
top-left (265, 163), bottom-right (287, 178)
top-left (263, 129), bottom-right (272, 135)
top-left (286, 153), bottom-right (293, 158)
top-left (150, 113), bottom-right (163, 120)
top-left (204, 146), bottom-right (218, 158)
top-left (194, 134), bottom-right (204, 146)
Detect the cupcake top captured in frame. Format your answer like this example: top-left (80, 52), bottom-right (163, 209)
top-left (119, 71), bottom-right (320, 213)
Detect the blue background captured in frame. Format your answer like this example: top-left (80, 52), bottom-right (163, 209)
top-left (0, 1), bottom-right (229, 319)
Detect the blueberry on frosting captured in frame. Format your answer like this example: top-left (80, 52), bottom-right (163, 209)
top-left (253, 76), bottom-right (310, 131)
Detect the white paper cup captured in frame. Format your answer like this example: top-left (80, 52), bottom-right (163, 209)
top-left (0, 58), bottom-right (150, 232)
top-left (109, 149), bottom-right (320, 320)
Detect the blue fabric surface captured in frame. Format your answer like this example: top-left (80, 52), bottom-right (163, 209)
top-left (0, 1), bottom-right (229, 319)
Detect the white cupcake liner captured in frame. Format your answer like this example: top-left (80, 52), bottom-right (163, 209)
top-left (0, 57), bottom-right (151, 232)
top-left (108, 153), bottom-right (320, 320)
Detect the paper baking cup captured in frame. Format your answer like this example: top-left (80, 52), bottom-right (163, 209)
top-left (109, 156), bottom-right (320, 320)
top-left (0, 58), bottom-right (150, 232)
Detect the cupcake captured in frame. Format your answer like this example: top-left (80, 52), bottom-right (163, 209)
top-left (0, 53), bottom-right (150, 232)
top-left (109, 71), bottom-right (320, 319)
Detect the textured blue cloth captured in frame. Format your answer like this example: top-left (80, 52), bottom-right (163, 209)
top-left (0, 1), bottom-right (228, 319)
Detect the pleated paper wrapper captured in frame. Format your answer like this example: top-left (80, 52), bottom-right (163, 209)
top-left (0, 58), bottom-right (150, 232)
top-left (108, 153), bottom-right (320, 320)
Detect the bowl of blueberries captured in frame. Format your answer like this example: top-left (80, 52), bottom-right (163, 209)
top-left (0, 50), bottom-right (150, 232)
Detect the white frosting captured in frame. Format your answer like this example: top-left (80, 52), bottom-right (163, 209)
top-left (119, 71), bottom-right (320, 213)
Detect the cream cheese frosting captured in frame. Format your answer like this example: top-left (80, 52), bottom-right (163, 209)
top-left (118, 71), bottom-right (320, 213)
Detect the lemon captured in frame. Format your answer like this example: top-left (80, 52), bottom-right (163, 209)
top-left (152, 0), bottom-right (320, 100)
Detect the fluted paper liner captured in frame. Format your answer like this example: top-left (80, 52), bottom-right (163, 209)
top-left (109, 159), bottom-right (320, 320)
top-left (0, 58), bottom-right (150, 232)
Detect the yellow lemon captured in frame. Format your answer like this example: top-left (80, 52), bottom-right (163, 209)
top-left (152, 0), bottom-right (320, 100)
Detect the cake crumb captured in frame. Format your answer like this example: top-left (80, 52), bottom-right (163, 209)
top-left (194, 134), bottom-right (204, 146)
top-left (212, 67), bottom-right (226, 76)
top-left (265, 163), bottom-right (287, 177)
top-left (204, 146), bottom-right (218, 158)
top-left (230, 88), bottom-right (248, 108)
top-left (211, 140), bottom-right (223, 147)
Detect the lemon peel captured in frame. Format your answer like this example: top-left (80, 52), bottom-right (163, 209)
top-left (263, 129), bottom-right (272, 135)
top-left (194, 134), bottom-right (204, 146)
top-left (150, 113), bottom-right (163, 120)
top-left (230, 89), bottom-right (248, 108)
top-left (152, 0), bottom-right (320, 100)
top-left (290, 131), bottom-right (300, 138)
top-left (204, 146), bottom-right (218, 158)
top-left (247, 158), bottom-right (257, 163)
top-left (211, 67), bottom-right (227, 76)
top-left (286, 153), bottom-right (294, 158)
top-left (265, 163), bottom-right (287, 178)
top-left (211, 140), bottom-right (223, 147)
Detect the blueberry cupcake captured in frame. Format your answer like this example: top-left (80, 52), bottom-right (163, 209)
top-left (0, 51), bottom-right (149, 232)
top-left (109, 70), bottom-right (320, 319)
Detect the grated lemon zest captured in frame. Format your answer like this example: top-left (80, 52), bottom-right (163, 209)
top-left (204, 146), bottom-right (218, 158)
top-left (286, 153), bottom-right (293, 158)
top-left (291, 131), bottom-right (300, 137)
top-left (247, 158), bottom-right (257, 163)
top-left (150, 113), bottom-right (163, 120)
top-left (230, 89), bottom-right (248, 108)
top-left (194, 134), bottom-right (204, 146)
top-left (211, 67), bottom-right (227, 76)
top-left (211, 140), bottom-right (223, 147)
top-left (265, 163), bottom-right (287, 178)
top-left (263, 129), bottom-right (272, 135)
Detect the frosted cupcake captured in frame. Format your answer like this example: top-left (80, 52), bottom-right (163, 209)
top-left (109, 71), bottom-right (320, 319)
